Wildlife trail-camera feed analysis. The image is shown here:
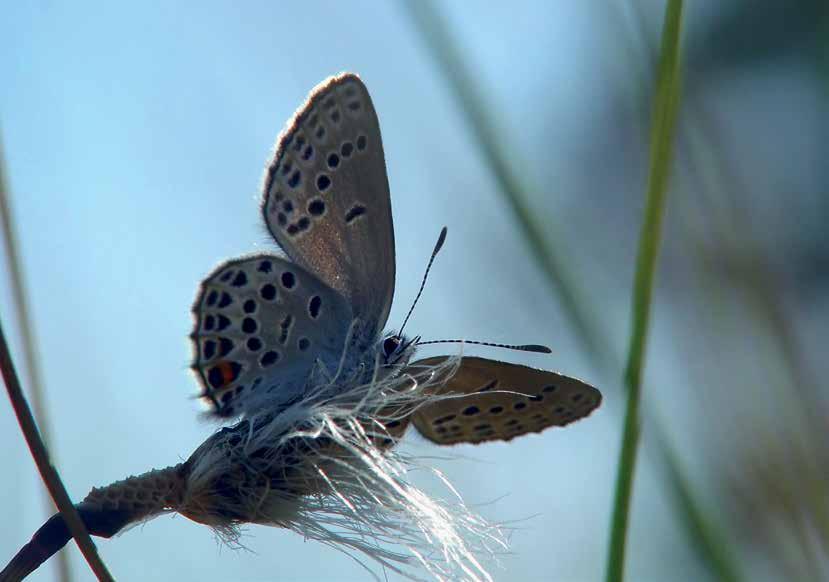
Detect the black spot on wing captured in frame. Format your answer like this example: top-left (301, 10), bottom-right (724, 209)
top-left (345, 204), bottom-right (366, 224)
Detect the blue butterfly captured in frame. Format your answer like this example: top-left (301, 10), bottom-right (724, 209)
top-left (190, 73), bottom-right (600, 444)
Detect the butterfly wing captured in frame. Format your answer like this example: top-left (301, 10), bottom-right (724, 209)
top-left (190, 254), bottom-right (353, 418)
top-left (406, 357), bottom-right (601, 445)
top-left (261, 73), bottom-right (395, 339)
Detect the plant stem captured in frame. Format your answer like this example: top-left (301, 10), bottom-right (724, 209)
top-left (605, 2), bottom-right (684, 581)
top-left (0, 140), bottom-right (114, 581)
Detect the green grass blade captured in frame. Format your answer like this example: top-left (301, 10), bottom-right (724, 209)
top-left (614, 6), bottom-right (745, 578)
top-left (403, 2), bottom-right (742, 581)
top-left (605, 2), bottom-right (684, 581)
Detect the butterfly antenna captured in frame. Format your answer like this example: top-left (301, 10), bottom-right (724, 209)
top-left (398, 227), bottom-right (447, 338)
top-left (415, 339), bottom-right (552, 354)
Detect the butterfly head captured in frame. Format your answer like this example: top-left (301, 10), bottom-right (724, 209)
top-left (380, 333), bottom-right (418, 367)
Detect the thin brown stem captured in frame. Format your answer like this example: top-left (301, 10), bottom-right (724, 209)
top-left (0, 135), bottom-right (74, 582)
top-left (0, 320), bottom-right (114, 580)
top-left (0, 141), bottom-right (114, 582)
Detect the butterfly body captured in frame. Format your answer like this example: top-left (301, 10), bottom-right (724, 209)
top-left (189, 72), bottom-right (601, 440)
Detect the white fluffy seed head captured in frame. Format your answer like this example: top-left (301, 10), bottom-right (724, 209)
top-left (182, 354), bottom-right (508, 581)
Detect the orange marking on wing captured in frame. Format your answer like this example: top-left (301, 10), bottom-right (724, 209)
top-left (217, 361), bottom-right (235, 387)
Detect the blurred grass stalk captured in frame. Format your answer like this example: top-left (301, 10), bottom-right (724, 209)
top-left (656, 430), bottom-right (742, 582)
top-left (615, 5), bottom-right (745, 580)
top-left (403, 0), bottom-right (614, 372)
top-left (403, 1), bottom-right (741, 581)
top-left (0, 134), bottom-right (73, 582)
top-left (0, 137), bottom-right (113, 580)
top-left (605, 1), bottom-right (683, 580)
top-left (682, 100), bottom-right (828, 580)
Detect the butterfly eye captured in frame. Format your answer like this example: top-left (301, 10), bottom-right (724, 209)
top-left (382, 336), bottom-right (401, 359)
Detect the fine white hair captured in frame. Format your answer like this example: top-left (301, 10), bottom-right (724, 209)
top-left (186, 353), bottom-right (508, 581)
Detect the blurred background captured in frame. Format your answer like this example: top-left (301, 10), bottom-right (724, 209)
top-left (1, 1), bottom-right (826, 580)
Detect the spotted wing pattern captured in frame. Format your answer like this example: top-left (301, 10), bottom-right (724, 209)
top-left (190, 254), bottom-right (353, 418)
top-left (261, 73), bottom-right (395, 339)
top-left (407, 357), bottom-right (602, 445)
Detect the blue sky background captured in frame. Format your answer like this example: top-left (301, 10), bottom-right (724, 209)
top-left (2, 1), bottom-right (826, 581)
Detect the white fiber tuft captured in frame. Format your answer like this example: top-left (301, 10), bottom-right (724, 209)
top-left (185, 354), bottom-right (507, 581)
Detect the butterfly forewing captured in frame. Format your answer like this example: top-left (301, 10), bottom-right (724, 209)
top-left (261, 73), bottom-right (395, 339)
top-left (191, 254), bottom-right (353, 418)
top-left (407, 357), bottom-right (601, 445)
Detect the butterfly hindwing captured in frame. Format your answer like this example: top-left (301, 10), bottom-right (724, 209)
top-left (261, 73), bottom-right (395, 339)
top-left (191, 254), bottom-right (353, 418)
top-left (407, 357), bottom-right (602, 445)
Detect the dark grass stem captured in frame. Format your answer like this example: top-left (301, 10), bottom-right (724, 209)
top-left (0, 322), bottom-right (113, 581)
top-left (605, 2), bottom-right (684, 581)
top-left (0, 141), bottom-right (114, 581)
top-left (0, 140), bottom-right (74, 582)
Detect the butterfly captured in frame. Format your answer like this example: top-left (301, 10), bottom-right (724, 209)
top-left (189, 73), bottom-right (601, 445)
